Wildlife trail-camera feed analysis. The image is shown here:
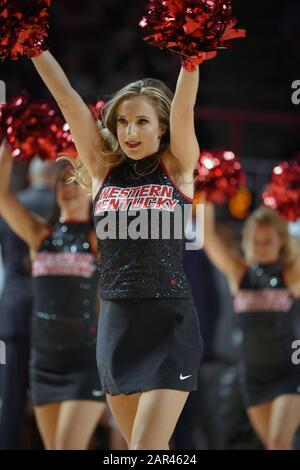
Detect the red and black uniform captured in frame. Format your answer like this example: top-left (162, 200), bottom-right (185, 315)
top-left (30, 219), bottom-right (105, 405)
top-left (92, 156), bottom-right (203, 396)
top-left (233, 262), bottom-right (300, 407)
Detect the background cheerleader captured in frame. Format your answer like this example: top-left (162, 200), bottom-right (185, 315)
top-left (0, 157), bottom-right (56, 449)
top-left (0, 142), bottom-right (106, 450)
top-left (203, 201), bottom-right (300, 449)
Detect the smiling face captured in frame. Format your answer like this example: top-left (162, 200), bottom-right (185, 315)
top-left (116, 96), bottom-right (165, 160)
top-left (248, 223), bottom-right (283, 264)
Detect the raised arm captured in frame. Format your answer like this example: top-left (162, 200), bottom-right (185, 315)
top-left (204, 201), bottom-right (247, 291)
top-left (170, 66), bottom-right (200, 172)
top-left (31, 51), bottom-right (107, 180)
top-left (0, 142), bottom-right (51, 251)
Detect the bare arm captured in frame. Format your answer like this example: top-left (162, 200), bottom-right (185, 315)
top-left (0, 142), bottom-right (51, 251)
top-left (170, 66), bottom-right (200, 172)
top-left (31, 51), bottom-right (107, 180)
top-left (203, 201), bottom-right (247, 289)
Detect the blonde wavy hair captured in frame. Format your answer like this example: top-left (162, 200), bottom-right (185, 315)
top-left (242, 205), bottom-right (295, 267)
top-left (61, 78), bottom-right (193, 193)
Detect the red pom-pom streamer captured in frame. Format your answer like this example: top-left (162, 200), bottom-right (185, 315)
top-left (139, 0), bottom-right (245, 71)
top-left (0, 94), bottom-right (77, 162)
top-left (0, 0), bottom-right (51, 61)
top-left (262, 159), bottom-right (300, 222)
top-left (0, 96), bottom-right (107, 162)
top-left (195, 149), bottom-right (246, 204)
top-left (0, 93), bottom-right (28, 142)
top-left (0, 94), bottom-right (61, 161)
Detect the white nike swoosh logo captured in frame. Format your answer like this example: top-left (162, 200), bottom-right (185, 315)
top-left (180, 374), bottom-right (192, 380)
top-left (92, 390), bottom-right (103, 397)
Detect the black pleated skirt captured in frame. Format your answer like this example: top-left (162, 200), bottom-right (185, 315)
top-left (96, 296), bottom-right (203, 396)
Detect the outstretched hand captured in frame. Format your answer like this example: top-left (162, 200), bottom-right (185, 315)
top-left (182, 51), bottom-right (218, 72)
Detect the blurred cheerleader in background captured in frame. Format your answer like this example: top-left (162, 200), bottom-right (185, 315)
top-left (203, 201), bottom-right (300, 450)
top-left (0, 142), bottom-right (106, 450)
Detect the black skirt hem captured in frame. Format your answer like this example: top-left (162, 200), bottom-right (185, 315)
top-left (240, 383), bottom-right (300, 408)
top-left (32, 395), bottom-right (106, 407)
top-left (100, 380), bottom-right (198, 397)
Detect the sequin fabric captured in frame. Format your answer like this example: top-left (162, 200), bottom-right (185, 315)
top-left (233, 262), bottom-right (298, 369)
top-left (31, 220), bottom-right (99, 352)
top-left (233, 262), bottom-right (295, 313)
top-left (92, 156), bottom-right (193, 299)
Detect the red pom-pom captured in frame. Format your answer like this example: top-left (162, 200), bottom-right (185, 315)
top-left (0, 94), bottom-right (74, 162)
top-left (262, 159), bottom-right (300, 222)
top-left (139, 0), bottom-right (245, 71)
top-left (0, 0), bottom-right (51, 61)
top-left (0, 92), bottom-right (27, 132)
top-left (0, 93), bottom-right (29, 159)
top-left (195, 149), bottom-right (247, 204)
top-left (0, 96), bottom-right (106, 162)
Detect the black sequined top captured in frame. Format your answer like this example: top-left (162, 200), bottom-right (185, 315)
top-left (233, 262), bottom-right (298, 370)
top-left (31, 220), bottom-right (99, 356)
top-left (92, 156), bottom-right (193, 300)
